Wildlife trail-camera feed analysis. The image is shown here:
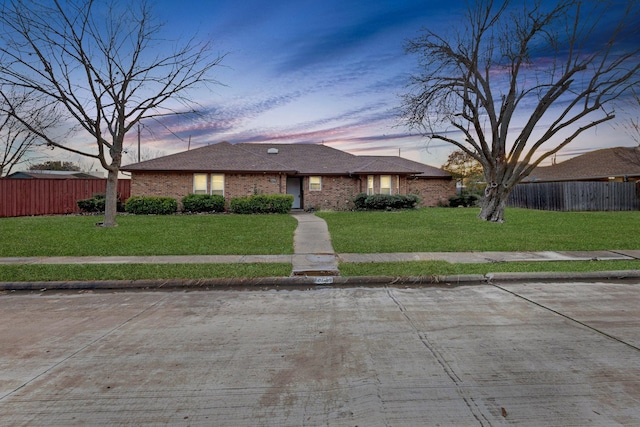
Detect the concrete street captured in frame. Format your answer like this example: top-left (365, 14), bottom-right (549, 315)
top-left (1, 281), bottom-right (639, 426)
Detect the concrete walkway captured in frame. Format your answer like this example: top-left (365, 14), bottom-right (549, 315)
top-left (290, 212), bottom-right (339, 277)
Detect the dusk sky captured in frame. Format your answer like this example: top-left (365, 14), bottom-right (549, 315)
top-left (113, 0), bottom-right (638, 168)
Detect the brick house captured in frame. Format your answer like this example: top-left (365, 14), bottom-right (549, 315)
top-left (121, 142), bottom-right (455, 210)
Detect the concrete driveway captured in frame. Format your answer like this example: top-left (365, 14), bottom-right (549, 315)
top-left (1, 281), bottom-right (639, 426)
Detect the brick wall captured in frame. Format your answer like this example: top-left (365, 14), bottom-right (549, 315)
top-left (131, 172), bottom-right (286, 208)
top-left (407, 178), bottom-right (456, 207)
top-left (225, 173), bottom-right (283, 199)
top-left (302, 175), bottom-right (361, 211)
top-left (130, 172), bottom-right (456, 210)
top-left (130, 172), bottom-right (191, 203)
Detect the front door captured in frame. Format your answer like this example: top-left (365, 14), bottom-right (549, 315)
top-left (286, 177), bottom-right (302, 209)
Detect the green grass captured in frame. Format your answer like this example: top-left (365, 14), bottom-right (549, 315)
top-left (340, 260), bottom-right (640, 277)
top-left (0, 214), bottom-right (297, 257)
top-left (317, 208), bottom-right (640, 253)
top-left (2, 209), bottom-right (639, 282)
top-left (0, 263), bottom-right (291, 282)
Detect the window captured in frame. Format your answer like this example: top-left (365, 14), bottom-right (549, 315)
top-left (193, 173), bottom-right (208, 194)
top-left (367, 175), bottom-right (374, 195)
top-left (193, 173), bottom-right (224, 195)
top-left (380, 175), bottom-right (392, 195)
top-left (211, 174), bottom-right (224, 196)
top-left (309, 176), bottom-right (322, 191)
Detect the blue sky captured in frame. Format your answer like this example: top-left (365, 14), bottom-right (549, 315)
top-left (118, 0), bottom-right (637, 168)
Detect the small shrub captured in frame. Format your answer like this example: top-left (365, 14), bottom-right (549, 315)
top-left (352, 193), bottom-right (420, 211)
top-left (125, 196), bottom-right (177, 215)
top-left (230, 194), bottom-right (294, 214)
top-left (448, 191), bottom-right (480, 207)
top-left (181, 194), bottom-right (225, 213)
top-left (353, 193), bottom-right (368, 210)
top-left (77, 198), bottom-right (101, 212)
top-left (77, 193), bottom-right (124, 213)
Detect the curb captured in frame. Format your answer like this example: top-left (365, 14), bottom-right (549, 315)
top-left (2, 270), bottom-right (639, 291)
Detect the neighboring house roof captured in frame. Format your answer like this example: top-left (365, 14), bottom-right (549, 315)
top-left (121, 141), bottom-right (451, 178)
top-left (524, 146), bottom-right (640, 182)
top-left (5, 170), bottom-right (102, 179)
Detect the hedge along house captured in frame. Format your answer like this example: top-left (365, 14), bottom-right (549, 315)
top-left (121, 142), bottom-right (455, 210)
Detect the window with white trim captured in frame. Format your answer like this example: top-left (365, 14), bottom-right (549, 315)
top-left (367, 175), bottom-right (374, 195)
top-left (193, 173), bottom-right (208, 194)
top-left (380, 175), bottom-right (392, 195)
top-left (309, 176), bottom-right (322, 191)
top-left (211, 174), bottom-right (224, 196)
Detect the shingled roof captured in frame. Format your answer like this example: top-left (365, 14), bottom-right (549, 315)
top-left (121, 141), bottom-right (295, 173)
top-left (357, 155), bottom-right (451, 178)
top-left (524, 147), bottom-right (640, 182)
top-left (122, 142), bottom-right (450, 178)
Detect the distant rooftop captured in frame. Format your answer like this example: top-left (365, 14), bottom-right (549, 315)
top-left (4, 170), bottom-right (104, 179)
top-left (524, 147), bottom-right (640, 182)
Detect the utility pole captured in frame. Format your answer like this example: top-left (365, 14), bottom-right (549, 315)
top-left (137, 123), bottom-right (141, 163)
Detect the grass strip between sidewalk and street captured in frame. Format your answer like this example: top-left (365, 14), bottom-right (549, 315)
top-left (2, 260), bottom-right (638, 283)
top-left (0, 263), bottom-right (292, 282)
top-left (339, 260), bottom-right (640, 277)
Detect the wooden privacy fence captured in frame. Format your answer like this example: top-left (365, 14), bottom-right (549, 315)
top-left (507, 181), bottom-right (640, 211)
top-left (0, 179), bottom-right (131, 218)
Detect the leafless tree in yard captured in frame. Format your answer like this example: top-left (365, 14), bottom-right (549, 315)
top-left (0, 91), bottom-right (59, 177)
top-left (125, 145), bottom-right (166, 164)
top-left (623, 90), bottom-right (640, 146)
top-left (614, 89), bottom-right (640, 167)
top-left (0, 0), bottom-right (225, 226)
top-left (401, 0), bottom-right (640, 222)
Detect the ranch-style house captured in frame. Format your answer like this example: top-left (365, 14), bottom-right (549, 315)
top-left (121, 142), bottom-right (455, 211)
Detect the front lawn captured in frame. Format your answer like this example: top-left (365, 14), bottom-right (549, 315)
top-left (317, 208), bottom-right (640, 253)
top-left (0, 214), bottom-right (297, 257)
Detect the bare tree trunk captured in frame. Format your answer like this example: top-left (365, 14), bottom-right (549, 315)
top-left (102, 168), bottom-right (119, 227)
top-left (478, 185), bottom-right (511, 223)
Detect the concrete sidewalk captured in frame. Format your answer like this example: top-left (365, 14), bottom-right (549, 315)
top-left (2, 250), bottom-right (639, 266)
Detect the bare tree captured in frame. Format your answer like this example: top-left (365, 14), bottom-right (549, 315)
top-left (29, 160), bottom-right (81, 171)
top-left (614, 89), bottom-right (640, 167)
top-left (0, 0), bottom-right (224, 226)
top-left (625, 92), bottom-right (640, 146)
top-left (402, 0), bottom-right (640, 222)
top-left (125, 145), bottom-right (166, 164)
top-left (0, 91), bottom-right (58, 177)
